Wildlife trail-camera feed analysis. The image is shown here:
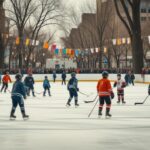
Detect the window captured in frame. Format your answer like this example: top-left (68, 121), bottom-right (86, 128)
top-left (141, 17), bottom-right (147, 21)
top-left (141, 8), bottom-right (147, 13)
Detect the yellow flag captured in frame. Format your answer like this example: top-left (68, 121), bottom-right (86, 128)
top-left (26, 38), bottom-right (30, 46)
top-left (117, 38), bottom-right (122, 45)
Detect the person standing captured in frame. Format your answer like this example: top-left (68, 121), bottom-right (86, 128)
top-left (53, 70), bottom-right (57, 83)
top-left (66, 72), bottom-right (79, 107)
top-left (62, 71), bottom-right (67, 85)
top-left (124, 72), bottom-right (130, 86)
top-left (24, 73), bottom-right (35, 97)
top-left (114, 74), bottom-right (126, 104)
top-left (10, 73), bottom-right (29, 120)
top-left (97, 71), bottom-right (114, 118)
top-left (43, 76), bottom-right (51, 96)
top-left (1, 71), bottom-right (12, 93)
top-left (130, 72), bottom-right (135, 86)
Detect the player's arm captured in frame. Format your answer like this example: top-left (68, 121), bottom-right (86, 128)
top-left (113, 81), bottom-right (117, 87)
top-left (107, 80), bottom-right (114, 99)
top-left (97, 80), bottom-right (100, 94)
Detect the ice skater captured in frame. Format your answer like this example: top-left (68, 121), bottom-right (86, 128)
top-left (53, 70), bottom-right (57, 83)
top-left (66, 72), bottom-right (79, 107)
top-left (1, 71), bottom-right (12, 93)
top-left (43, 76), bottom-right (51, 96)
top-left (24, 73), bottom-right (35, 97)
top-left (97, 71), bottom-right (114, 118)
top-left (114, 74), bottom-right (126, 104)
top-left (130, 72), bottom-right (135, 86)
top-left (62, 71), bottom-right (67, 85)
top-left (10, 73), bottom-right (29, 120)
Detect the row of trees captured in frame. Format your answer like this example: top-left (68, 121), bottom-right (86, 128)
top-left (61, 0), bottom-right (150, 73)
top-left (0, 0), bottom-right (65, 69)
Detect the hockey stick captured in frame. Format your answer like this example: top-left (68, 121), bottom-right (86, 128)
top-left (88, 98), bottom-right (99, 118)
top-left (134, 95), bottom-right (149, 105)
top-left (84, 95), bottom-right (98, 103)
top-left (79, 91), bottom-right (93, 97)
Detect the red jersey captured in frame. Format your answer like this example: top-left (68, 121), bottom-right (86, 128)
top-left (97, 78), bottom-right (112, 96)
top-left (2, 75), bottom-right (12, 83)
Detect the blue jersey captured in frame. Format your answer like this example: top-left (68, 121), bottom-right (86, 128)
top-left (43, 79), bottom-right (50, 88)
top-left (12, 81), bottom-right (26, 98)
top-left (67, 77), bottom-right (78, 90)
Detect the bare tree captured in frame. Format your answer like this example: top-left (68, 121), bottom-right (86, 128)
top-left (0, 0), bottom-right (5, 68)
top-left (114, 0), bottom-right (144, 73)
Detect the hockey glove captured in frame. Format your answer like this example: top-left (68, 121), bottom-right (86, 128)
top-left (111, 92), bottom-right (115, 99)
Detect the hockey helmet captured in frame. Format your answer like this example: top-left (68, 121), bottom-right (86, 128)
top-left (71, 72), bottom-right (76, 77)
top-left (15, 73), bottom-right (22, 81)
top-left (102, 71), bottom-right (109, 78)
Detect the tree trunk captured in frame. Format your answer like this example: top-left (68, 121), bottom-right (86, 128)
top-left (131, 2), bottom-right (144, 73)
top-left (0, 34), bottom-right (4, 68)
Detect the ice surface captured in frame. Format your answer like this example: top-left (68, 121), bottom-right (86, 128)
top-left (0, 82), bottom-right (150, 150)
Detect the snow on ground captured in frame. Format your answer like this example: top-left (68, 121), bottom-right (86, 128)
top-left (0, 82), bottom-right (150, 150)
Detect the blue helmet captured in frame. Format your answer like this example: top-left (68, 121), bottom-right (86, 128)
top-left (71, 72), bottom-right (76, 77)
top-left (102, 71), bottom-right (109, 78)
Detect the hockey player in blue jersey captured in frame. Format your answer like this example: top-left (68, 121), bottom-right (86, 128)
top-left (66, 72), bottom-right (79, 107)
top-left (43, 76), bottom-right (51, 96)
top-left (24, 73), bottom-right (35, 97)
top-left (10, 73), bottom-right (29, 120)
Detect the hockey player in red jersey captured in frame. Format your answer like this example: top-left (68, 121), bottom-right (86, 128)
top-left (114, 74), bottom-right (126, 104)
top-left (97, 71), bottom-right (114, 118)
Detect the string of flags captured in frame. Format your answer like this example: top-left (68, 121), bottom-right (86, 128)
top-left (14, 36), bottom-right (150, 58)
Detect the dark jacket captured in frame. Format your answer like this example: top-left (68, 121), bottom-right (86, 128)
top-left (67, 77), bottom-right (78, 91)
top-left (62, 73), bottom-right (66, 79)
top-left (24, 76), bottom-right (35, 88)
top-left (12, 81), bottom-right (26, 98)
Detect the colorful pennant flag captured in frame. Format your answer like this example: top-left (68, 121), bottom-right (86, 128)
top-left (16, 37), bottom-right (20, 45)
top-left (43, 42), bottom-right (49, 49)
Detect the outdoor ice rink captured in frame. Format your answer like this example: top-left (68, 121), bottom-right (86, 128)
top-left (0, 81), bottom-right (150, 150)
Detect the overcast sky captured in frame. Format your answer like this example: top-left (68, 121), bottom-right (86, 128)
top-left (55, 0), bottom-right (96, 46)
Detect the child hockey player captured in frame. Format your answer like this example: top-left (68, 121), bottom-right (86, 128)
top-left (10, 73), bottom-right (29, 120)
top-left (24, 73), bottom-right (35, 97)
top-left (53, 70), bottom-right (57, 83)
top-left (43, 76), bottom-right (51, 96)
top-left (114, 74), bottom-right (126, 104)
top-left (62, 71), bottom-right (67, 85)
top-left (97, 71), bottom-right (114, 118)
top-left (1, 71), bottom-right (12, 93)
top-left (66, 72), bottom-right (79, 107)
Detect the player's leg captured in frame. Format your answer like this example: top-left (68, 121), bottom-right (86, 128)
top-left (10, 97), bottom-right (18, 119)
top-left (66, 90), bottom-right (73, 106)
top-left (18, 97), bottom-right (29, 119)
top-left (4, 83), bottom-right (8, 92)
top-left (105, 96), bottom-right (112, 118)
top-left (98, 97), bottom-right (104, 117)
top-left (74, 90), bottom-right (79, 107)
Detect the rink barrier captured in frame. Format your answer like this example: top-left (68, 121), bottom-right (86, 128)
top-left (6, 74), bottom-right (150, 84)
